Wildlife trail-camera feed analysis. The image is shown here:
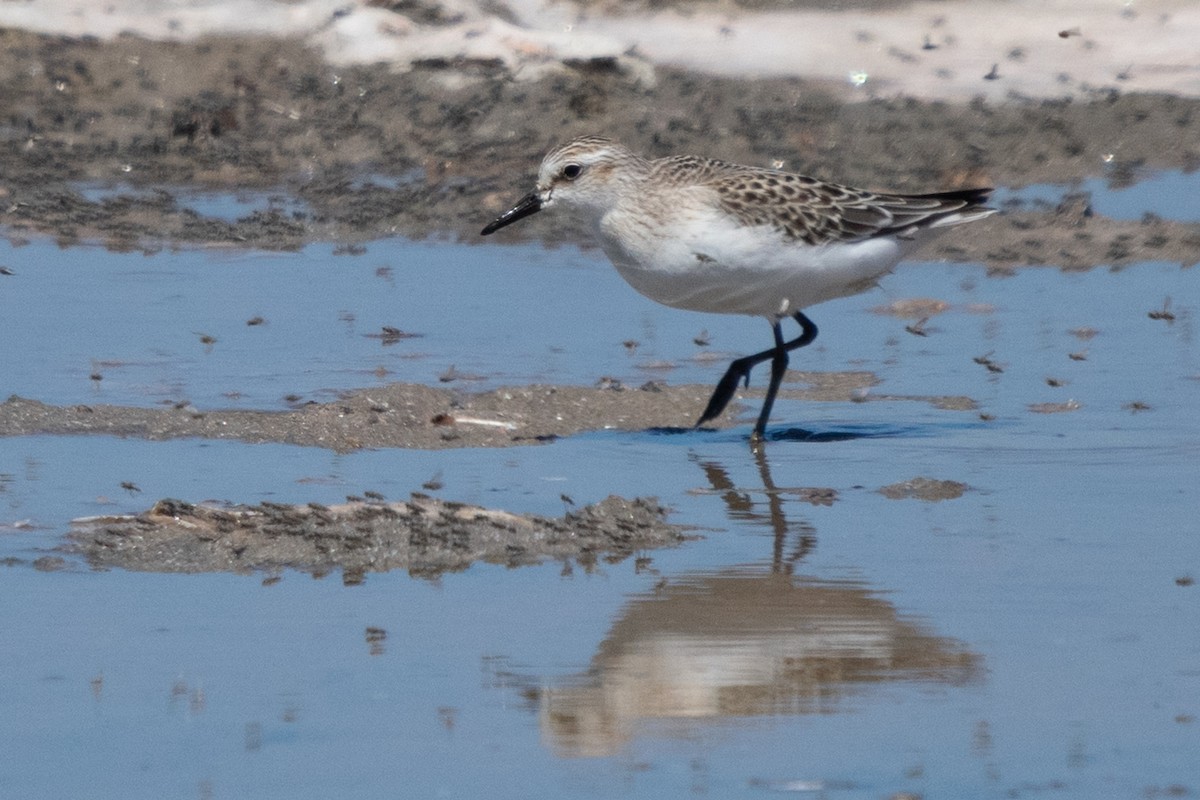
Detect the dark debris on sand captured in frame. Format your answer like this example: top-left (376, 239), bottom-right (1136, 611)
top-left (68, 494), bottom-right (687, 580)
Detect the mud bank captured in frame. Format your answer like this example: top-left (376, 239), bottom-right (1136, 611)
top-left (0, 372), bottom-right (975, 451)
top-left (68, 494), bottom-right (685, 579)
top-left (1, 30), bottom-right (1199, 260)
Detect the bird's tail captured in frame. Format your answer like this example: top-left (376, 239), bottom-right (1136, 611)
top-left (906, 187), bottom-right (997, 229)
top-left (868, 187), bottom-right (997, 240)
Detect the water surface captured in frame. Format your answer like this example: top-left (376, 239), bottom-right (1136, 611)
top-left (2, 191), bottom-right (1198, 798)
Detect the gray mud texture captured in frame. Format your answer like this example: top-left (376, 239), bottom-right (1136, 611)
top-left (68, 494), bottom-right (686, 580)
top-left (0, 374), bottom-right (974, 450)
top-left (0, 29), bottom-right (1198, 265)
top-left (878, 477), bottom-right (970, 502)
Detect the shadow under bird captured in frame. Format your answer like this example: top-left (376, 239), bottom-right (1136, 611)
top-left (481, 135), bottom-right (995, 441)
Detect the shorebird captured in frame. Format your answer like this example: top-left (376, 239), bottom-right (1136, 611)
top-left (481, 135), bottom-right (995, 440)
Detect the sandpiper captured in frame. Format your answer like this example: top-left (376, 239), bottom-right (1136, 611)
top-left (481, 135), bottom-right (995, 440)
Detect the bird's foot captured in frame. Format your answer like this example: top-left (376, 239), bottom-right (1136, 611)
top-left (694, 359), bottom-right (754, 427)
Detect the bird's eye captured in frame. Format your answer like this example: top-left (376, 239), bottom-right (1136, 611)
top-left (562, 163), bottom-right (583, 180)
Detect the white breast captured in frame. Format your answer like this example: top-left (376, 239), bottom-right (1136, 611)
top-left (597, 201), bottom-right (910, 318)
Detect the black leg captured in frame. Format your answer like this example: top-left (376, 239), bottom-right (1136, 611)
top-left (694, 311), bottom-right (819, 432)
top-left (754, 322), bottom-right (789, 440)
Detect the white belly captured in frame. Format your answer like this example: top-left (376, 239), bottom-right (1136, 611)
top-left (598, 205), bottom-right (911, 318)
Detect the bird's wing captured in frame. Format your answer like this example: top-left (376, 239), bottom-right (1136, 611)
top-left (654, 157), bottom-right (992, 246)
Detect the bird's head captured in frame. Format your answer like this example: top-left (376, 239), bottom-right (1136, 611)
top-left (481, 136), bottom-right (643, 235)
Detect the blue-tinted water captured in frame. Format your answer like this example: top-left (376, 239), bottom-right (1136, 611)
top-left (994, 168), bottom-right (1200, 221)
top-left (2, 187), bottom-right (1199, 798)
top-left (74, 184), bottom-right (312, 223)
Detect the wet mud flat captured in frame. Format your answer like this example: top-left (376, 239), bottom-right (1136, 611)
top-left (0, 29), bottom-right (1199, 267)
top-left (68, 494), bottom-right (685, 581)
top-left (0, 372), bottom-right (971, 451)
top-left (3, 374), bottom-right (975, 576)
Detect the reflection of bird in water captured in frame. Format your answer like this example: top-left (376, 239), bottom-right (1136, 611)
top-left (536, 571), bottom-right (982, 757)
top-left (520, 448), bottom-right (979, 757)
top-left (693, 446), bottom-right (824, 573)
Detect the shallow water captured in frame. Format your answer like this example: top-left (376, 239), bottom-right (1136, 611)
top-left (1, 235), bottom-right (774, 409)
top-left (995, 168), bottom-right (1200, 222)
top-left (73, 184), bottom-right (314, 224)
top-left (2, 191), bottom-right (1200, 797)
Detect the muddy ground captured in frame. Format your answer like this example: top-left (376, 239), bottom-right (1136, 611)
top-left (1, 29), bottom-right (1198, 261)
top-left (1, 28), bottom-right (1194, 573)
top-left (0, 371), bottom-right (973, 450)
top-left (67, 494), bottom-right (686, 580)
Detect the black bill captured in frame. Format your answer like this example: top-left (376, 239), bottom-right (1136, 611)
top-left (480, 191), bottom-right (544, 235)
